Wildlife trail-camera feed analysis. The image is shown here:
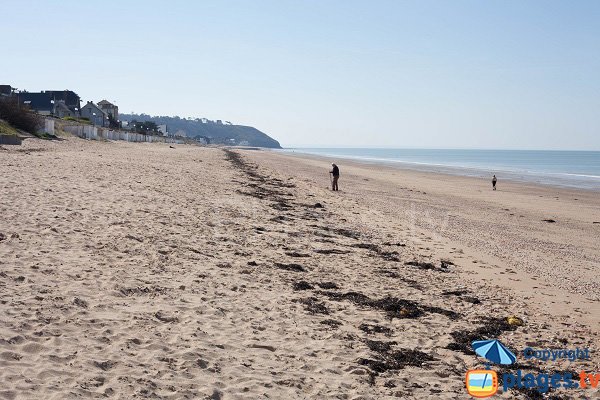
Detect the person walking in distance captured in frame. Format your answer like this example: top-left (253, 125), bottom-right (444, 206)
top-left (330, 163), bottom-right (340, 191)
top-left (492, 174), bottom-right (497, 190)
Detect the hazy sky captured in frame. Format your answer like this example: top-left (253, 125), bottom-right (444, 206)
top-left (2, 0), bottom-right (599, 149)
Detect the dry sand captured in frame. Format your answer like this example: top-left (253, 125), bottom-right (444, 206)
top-left (0, 138), bottom-right (598, 399)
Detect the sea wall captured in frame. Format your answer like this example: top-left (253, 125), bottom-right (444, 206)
top-left (60, 123), bottom-right (183, 144)
top-left (0, 134), bottom-right (22, 145)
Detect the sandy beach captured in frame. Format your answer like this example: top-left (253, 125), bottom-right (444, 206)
top-left (1, 138), bottom-right (599, 399)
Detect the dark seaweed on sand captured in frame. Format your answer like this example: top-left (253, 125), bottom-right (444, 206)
top-left (442, 289), bottom-right (481, 304)
top-left (274, 263), bottom-right (306, 272)
top-left (313, 249), bottom-right (351, 255)
top-left (446, 317), bottom-right (517, 354)
top-left (316, 281), bottom-right (339, 290)
top-left (405, 260), bottom-right (436, 270)
top-left (320, 319), bottom-right (342, 329)
top-left (358, 323), bottom-right (392, 335)
top-left (285, 251), bottom-right (311, 258)
top-left (297, 297), bottom-right (330, 315)
top-left (359, 339), bottom-right (434, 376)
top-left (293, 280), bottom-right (313, 290)
top-left (308, 225), bottom-right (361, 240)
top-left (318, 291), bottom-right (459, 320)
top-left (352, 243), bottom-right (401, 262)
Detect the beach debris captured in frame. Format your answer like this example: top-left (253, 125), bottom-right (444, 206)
top-left (297, 297), bottom-right (330, 314)
top-left (208, 389), bottom-right (223, 400)
top-left (358, 323), bottom-right (392, 335)
top-left (446, 317), bottom-right (517, 354)
top-left (506, 315), bottom-right (524, 326)
top-left (73, 297), bottom-right (88, 308)
top-left (249, 344), bottom-right (276, 352)
top-left (313, 202), bottom-right (323, 208)
top-left (125, 234), bottom-right (143, 242)
top-left (405, 260), bottom-right (436, 270)
top-left (353, 242), bottom-right (403, 263)
top-left (274, 262), bottom-right (306, 272)
top-left (442, 289), bottom-right (481, 304)
top-left (542, 219), bottom-right (556, 223)
top-left (358, 339), bottom-right (434, 376)
top-left (0, 233), bottom-right (6, 241)
top-left (247, 261), bottom-right (258, 266)
top-left (318, 291), bottom-right (459, 320)
top-left (378, 250), bottom-right (401, 262)
top-left (93, 360), bottom-right (116, 371)
top-left (317, 281), bottom-right (339, 290)
top-left (285, 251), bottom-right (311, 258)
top-left (353, 243), bottom-right (380, 252)
top-left (154, 311), bottom-right (179, 323)
top-left (196, 359), bottom-right (209, 369)
top-left (270, 215), bottom-right (293, 223)
top-left (382, 241), bottom-right (406, 247)
top-left (320, 319), bottom-right (342, 329)
top-left (119, 286), bottom-right (169, 297)
top-left (293, 280), bottom-right (314, 290)
top-left (313, 248), bottom-right (351, 255)
top-left (440, 260), bottom-right (454, 269)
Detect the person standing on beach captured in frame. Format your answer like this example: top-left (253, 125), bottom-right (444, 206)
top-left (492, 175), bottom-right (497, 190)
top-left (330, 163), bottom-right (340, 191)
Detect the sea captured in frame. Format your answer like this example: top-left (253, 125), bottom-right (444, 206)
top-left (279, 148), bottom-right (600, 190)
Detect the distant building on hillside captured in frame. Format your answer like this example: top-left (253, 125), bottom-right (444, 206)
top-left (46, 90), bottom-right (80, 112)
top-left (53, 101), bottom-right (77, 118)
top-left (158, 124), bottom-right (168, 136)
top-left (15, 90), bottom-right (81, 116)
top-left (174, 129), bottom-right (187, 138)
top-left (121, 121), bottom-right (134, 130)
top-left (0, 85), bottom-right (12, 96)
top-left (15, 92), bottom-right (54, 115)
top-left (80, 101), bottom-right (108, 126)
top-left (97, 100), bottom-right (118, 121)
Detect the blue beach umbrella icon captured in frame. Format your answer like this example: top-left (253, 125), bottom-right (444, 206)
top-left (472, 339), bottom-right (516, 365)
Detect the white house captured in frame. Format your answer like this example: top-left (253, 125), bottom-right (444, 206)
top-left (158, 124), bottom-right (168, 136)
top-left (80, 101), bottom-right (108, 127)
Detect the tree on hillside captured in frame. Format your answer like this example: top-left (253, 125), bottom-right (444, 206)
top-left (0, 97), bottom-right (42, 134)
top-left (130, 120), bottom-right (159, 134)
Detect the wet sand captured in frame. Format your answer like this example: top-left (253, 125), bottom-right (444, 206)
top-left (0, 138), bottom-right (598, 399)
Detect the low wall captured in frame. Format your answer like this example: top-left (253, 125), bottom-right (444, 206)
top-left (61, 124), bottom-right (183, 144)
top-left (0, 134), bottom-right (23, 145)
top-left (44, 119), bottom-right (55, 135)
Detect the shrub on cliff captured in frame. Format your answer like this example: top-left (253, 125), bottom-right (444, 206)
top-left (0, 97), bottom-right (42, 134)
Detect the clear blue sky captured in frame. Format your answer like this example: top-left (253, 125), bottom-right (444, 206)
top-left (2, 0), bottom-right (599, 149)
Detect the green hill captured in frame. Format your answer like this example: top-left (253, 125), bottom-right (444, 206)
top-left (119, 113), bottom-right (281, 148)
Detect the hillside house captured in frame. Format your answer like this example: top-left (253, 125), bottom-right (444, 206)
top-left (97, 100), bottom-right (118, 120)
top-left (80, 101), bottom-right (108, 126)
top-left (54, 101), bottom-right (77, 118)
top-left (15, 92), bottom-right (54, 115)
top-left (158, 124), bottom-right (168, 136)
top-left (0, 85), bottom-right (12, 96)
top-left (46, 90), bottom-right (80, 113)
top-left (15, 90), bottom-right (80, 116)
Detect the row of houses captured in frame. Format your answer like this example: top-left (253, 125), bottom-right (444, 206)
top-left (1, 85), bottom-right (119, 128)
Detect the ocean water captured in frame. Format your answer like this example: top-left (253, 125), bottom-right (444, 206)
top-left (280, 148), bottom-right (600, 190)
